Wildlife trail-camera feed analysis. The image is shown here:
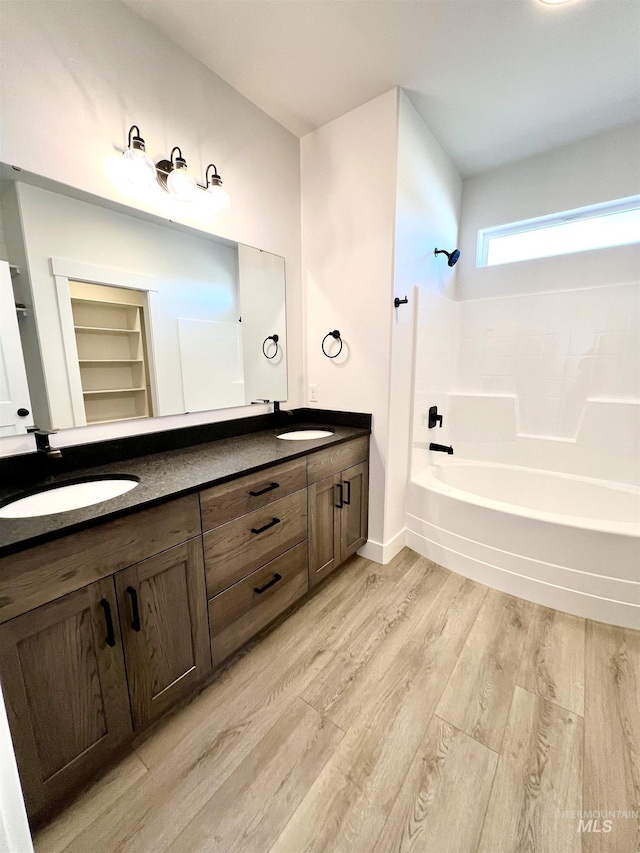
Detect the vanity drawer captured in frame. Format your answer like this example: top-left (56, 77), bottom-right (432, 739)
top-left (208, 541), bottom-right (308, 666)
top-left (200, 457), bottom-right (307, 531)
top-left (307, 436), bottom-right (369, 484)
top-left (0, 494), bottom-right (201, 625)
top-left (203, 489), bottom-right (308, 597)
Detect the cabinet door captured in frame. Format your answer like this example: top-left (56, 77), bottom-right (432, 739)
top-left (116, 538), bottom-right (211, 730)
top-left (0, 578), bottom-right (132, 820)
top-left (340, 461), bottom-right (369, 562)
top-left (308, 473), bottom-right (341, 588)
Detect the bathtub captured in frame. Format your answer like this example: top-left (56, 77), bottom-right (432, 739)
top-left (406, 454), bottom-right (640, 629)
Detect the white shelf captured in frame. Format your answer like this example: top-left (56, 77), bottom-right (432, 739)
top-left (78, 359), bottom-right (143, 364)
top-left (82, 387), bottom-right (147, 396)
top-left (74, 325), bottom-right (139, 335)
top-left (86, 415), bottom-right (147, 425)
top-left (71, 296), bottom-right (144, 309)
top-left (70, 284), bottom-right (152, 424)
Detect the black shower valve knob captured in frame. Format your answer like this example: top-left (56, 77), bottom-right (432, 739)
top-left (428, 406), bottom-right (443, 429)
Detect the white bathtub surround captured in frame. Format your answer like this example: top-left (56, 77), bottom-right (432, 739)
top-left (407, 453), bottom-right (640, 629)
top-left (413, 283), bottom-right (640, 485)
top-left (455, 282), bottom-right (639, 455)
top-left (449, 395), bottom-right (640, 486)
top-left (411, 288), bottom-right (459, 476)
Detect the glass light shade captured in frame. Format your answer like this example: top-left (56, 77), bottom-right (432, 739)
top-left (166, 164), bottom-right (198, 201)
top-left (206, 182), bottom-right (231, 213)
top-left (122, 146), bottom-right (156, 187)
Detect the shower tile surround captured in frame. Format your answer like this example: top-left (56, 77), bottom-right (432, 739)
top-left (413, 283), bottom-right (640, 485)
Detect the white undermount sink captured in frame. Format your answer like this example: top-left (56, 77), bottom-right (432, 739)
top-left (0, 477), bottom-right (139, 519)
top-left (276, 429), bottom-right (334, 441)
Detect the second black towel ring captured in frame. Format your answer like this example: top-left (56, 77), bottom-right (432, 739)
top-left (262, 334), bottom-right (279, 359)
top-left (322, 330), bottom-right (343, 359)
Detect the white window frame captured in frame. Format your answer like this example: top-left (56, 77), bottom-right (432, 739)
top-left (477, 195), bottom-right (640, 267)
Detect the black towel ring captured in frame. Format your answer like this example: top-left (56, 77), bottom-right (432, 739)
top-left (262, 334), bottom-right (279, 359)
top-left (322, 330), bottom-right (343, 359)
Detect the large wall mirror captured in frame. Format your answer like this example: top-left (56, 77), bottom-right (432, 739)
top-left (0, 165), bottom-right (287, 438)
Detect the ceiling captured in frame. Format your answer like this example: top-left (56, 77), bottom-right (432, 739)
top-left (123, 0), bottom-right (640, 176)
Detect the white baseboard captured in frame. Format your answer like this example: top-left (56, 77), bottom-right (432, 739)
top-left (358, 528), bottom-right (406, 564)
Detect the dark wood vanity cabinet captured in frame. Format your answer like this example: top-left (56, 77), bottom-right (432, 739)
top-left (114, 538), bottom-right (211, 730)
top-left (308, 440), bottom-right (369, 588)
top-left (0, 434), bottom-right (369, 822)
top-left (202, 457), bottom-right (311, 666)
top-left (0, 578), bottom-right (133, 819)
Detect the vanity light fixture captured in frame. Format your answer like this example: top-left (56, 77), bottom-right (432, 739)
top-left (121, 127), bottom-right (231, 209)
top-left (538, 0), bottom-right (574, 4)
top-left (156, 147), bottom-right (198, 202)
top-left (122, 126), bottom-right (156, 187)
top-left (204, 164), bottom-right (231, 213)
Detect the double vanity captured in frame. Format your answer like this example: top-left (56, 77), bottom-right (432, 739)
top-left (0, 414), bottom-right (370, 823)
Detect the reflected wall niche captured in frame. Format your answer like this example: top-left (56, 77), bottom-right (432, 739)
top-left (0, 166), bottom-right (288, 440)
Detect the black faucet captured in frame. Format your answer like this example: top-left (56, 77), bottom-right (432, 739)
top-left (274, 401), bottom-right (294, 425)
top-left (429, 442), bottom-right (453, 455)
top-left (34, 429), bottom-right (62, 459)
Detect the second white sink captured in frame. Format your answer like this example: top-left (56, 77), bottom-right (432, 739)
top-left (0, 476), bottom-right (139, 519)
top-left (277, 429), bottom-right (334, 441)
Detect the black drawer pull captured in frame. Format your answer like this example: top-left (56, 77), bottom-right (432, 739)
top-left (344, 480), bottom-right (351, 505)
top-left (336, 483), bottom-right (344, 509)
top-left (100, 599), bottom-right (116, 647)
top-left (126, 586), bottom-right (141, 632)
top-left (251, 517), bottom-right (281, 535)
top-left (249, 482), bottom-right (280, 497)
top-left (254, 573), bottom-right (282, 594)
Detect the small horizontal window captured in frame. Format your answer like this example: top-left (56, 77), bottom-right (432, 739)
top-left (477, 196), bottom-right (640, 267)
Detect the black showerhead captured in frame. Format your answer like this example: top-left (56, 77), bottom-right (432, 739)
top-left (434, 248), bottom-right (461, 267)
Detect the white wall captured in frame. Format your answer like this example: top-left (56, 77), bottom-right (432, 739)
top-left (0, 0), bottom-right (302, 452)
top-left (457, 122), bottom-right (640, 301)
top-left (0, 686), bottom-right (32, 853)
top-left (301, 89), bottom-right (463, 558)
top-left (301, 89), bottom-right (399, 549)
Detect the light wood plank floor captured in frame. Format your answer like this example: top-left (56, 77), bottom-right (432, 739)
top-left (33, 549), bottom-right (640, 853)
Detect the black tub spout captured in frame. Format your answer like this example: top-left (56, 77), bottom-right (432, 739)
top-left (429, 443), bottom-right (453, 454)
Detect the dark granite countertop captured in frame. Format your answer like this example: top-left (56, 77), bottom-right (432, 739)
top-left (0, 423), bottom-right (369, 557)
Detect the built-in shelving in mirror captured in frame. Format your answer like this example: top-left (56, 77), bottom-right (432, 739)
top-left (0, 164), bottom-right (287, 437)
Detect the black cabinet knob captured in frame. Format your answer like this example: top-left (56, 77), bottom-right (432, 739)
top-left (17, 408), bottom-right (30, 417)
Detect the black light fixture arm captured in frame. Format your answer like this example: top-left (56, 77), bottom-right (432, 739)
top-left (170, 146), bottom-right (186, 167)
top-left (322, 330), bottom-right (343, 359)
top-left (128, 125), bottom-right (145, 150)
top-left (205, 163), bottom-right (221, 184)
